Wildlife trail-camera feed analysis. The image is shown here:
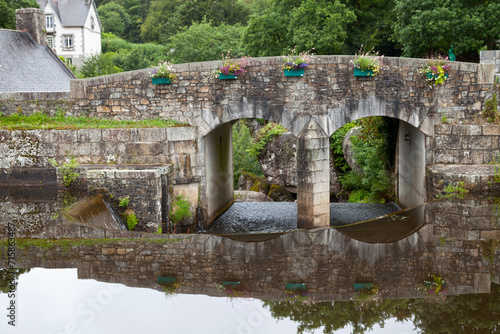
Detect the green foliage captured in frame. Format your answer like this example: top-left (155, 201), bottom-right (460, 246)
top-left (80, 53), bottom-right (122, 78)
top-left (232, 120), bottom-right (263, 187)
top-left (483, 80), bottom-right (498, 123)
top-left (49, 155), bottom-right (80, 187)
top-left (441, 112), bottom-right (448, 124)
top-left (336, 117), bottom-right (397, 203)
top-left (119, 196), bottom-right (130, 208)
top-left (125, 211), bottom-right (138, 230)
top-left (168, 20), bottom-right (245, 63)
top-left (246, 122), bottom-right (287, 157)
top-left (0, 0), bottom-right (38, 29)
top-left (98, 2), bottom-right (131, 38)
top-left (0, 112), bottom-right (184, 130)
top-left (331, 121), bottom-right (358, 173)
top-left (170, 195), bottom-right (192, 225)
top-left (243, 0), bottom-right (355, 57)
top-left (141, 0), bottom-right (251, 43)
top-left (393, 0), bottom-right (500, 59)
top-left (440, 181), bottom-right (469, 198)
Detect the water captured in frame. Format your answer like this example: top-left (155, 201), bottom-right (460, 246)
top-left (0, 189), bottom-right (499, 333)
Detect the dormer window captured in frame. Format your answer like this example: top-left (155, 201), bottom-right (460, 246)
top-left (46, 15), bottom-right (53, 29)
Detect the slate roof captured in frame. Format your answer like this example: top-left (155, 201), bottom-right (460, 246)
top-left (36, 0), bottom-right (93, 27)
top-left (0, 30), bottom-right (76, 92)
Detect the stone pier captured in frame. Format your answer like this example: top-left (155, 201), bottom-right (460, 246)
top-left (297, 119), bottom-right (330, 229)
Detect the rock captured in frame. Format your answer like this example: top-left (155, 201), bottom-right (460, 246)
top-left (267, 184), bottom-right (295, 202)
top-left (258, 131), bottom-right (342, 195)
top-left (236, 171), bottom-right (270, 195)
top-left (258, 132), bottom-right (297, 190)
top-left (234, 190), bottom-right (273, 202)
top-left (342, 126), bottom-right (363, 174)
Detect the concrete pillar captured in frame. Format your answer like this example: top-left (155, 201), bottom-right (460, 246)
top-left (203, 122), bottom-right (234, 225)
top-left (297, 119), bottom-right (330, 229)
top-left (397, 121), bottom-right (426, 208)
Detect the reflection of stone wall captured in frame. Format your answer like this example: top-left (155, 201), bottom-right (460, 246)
top-left (0, 186), bottom-right (61, 238)
top-left (2, 223), bottom-right (496, 301)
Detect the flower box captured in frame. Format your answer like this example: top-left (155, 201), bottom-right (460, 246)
top-left (151, 77), bottom-right (172, 84)
top-left (353, 68), bottom-right (375, 77)
top-left (219, 74), bottom-right (238, 80)
top-left (426, 72), bottom-right (449, 80)
top-left (284, 69), bottom-right (305, 77)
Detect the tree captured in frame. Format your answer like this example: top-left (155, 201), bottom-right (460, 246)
top-left (393, 0), bottom-right (500, 60)
top-left (97, 2), bottom-right (131, 38)
top-left (141, 0), bottom-right (251, 44)
top-left (168, 20), bottom-right (245, 63)
top-left (243, 0), bottom-right (355, 56)
top-left (0, 0), bottom-right (38, 29)
top-left (79, 53), bottom-right (122, 78)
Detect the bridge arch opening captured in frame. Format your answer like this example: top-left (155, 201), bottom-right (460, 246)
top-left (330, 116), bottom-right (426, 209)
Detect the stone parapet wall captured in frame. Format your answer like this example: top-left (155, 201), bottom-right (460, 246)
top-left (65, 57), bottom-right (494, 137)
top-left (0, 92), bottom-right (75, 117)
top-left (0, 127), bottom-right (198, 185)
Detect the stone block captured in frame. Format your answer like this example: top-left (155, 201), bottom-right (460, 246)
top-left (167, 127), bottom-right (197, 141)
top-left (77, 129), bottom-right (102, 142)
top-left (126, 143), bottom-right (163, 157)
top-left (50, 130), bottom-right (77, 143)
top-left (102, 129), bottom-right (131, 142)
top-left (461, 136), bottom-right (491, 150)
top-left (483, 125), bottom-right (500, 136)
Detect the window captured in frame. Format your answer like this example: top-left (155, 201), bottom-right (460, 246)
top-left (90, 16), bottom-right (95, 31)
top-left (46, 15), bottom-right (53, 29)
top-left (66, 58), bottom-right (73, 66)
top-left (63, 35), bottom-right (73, 50)
top-left (47, 36), bottom-right (53, 48)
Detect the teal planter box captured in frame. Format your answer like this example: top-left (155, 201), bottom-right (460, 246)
top-left (157, 277), bottom-right (176, 284)
top-left (219, 74), bottom-right (238, 80)
top-left (284, 69), bottom-right (305, 77)
top-left (426, 72), bottom-right (449, 80)
top-left (354, 283), bottom-right (374, 291)
top-left (222, 281), bottom-right (241, 287)
top-left (151, 77), bottom-right (172, 84)
top-left (286, 283), bottom-right (306, 291)
top-left (353, 68), bottom-right (375, 77)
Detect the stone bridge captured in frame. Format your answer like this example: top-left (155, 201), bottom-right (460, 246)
top-left (0, 56), bottom-right (497, 229)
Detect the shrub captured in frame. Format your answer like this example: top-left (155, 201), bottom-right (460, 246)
top-left (48, 155), bottom-right (80, 187)
top-left (170, 195), bottom-right (192, 225)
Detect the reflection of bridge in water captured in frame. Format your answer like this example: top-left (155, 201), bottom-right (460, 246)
top-left (1, 196), bottom-right (499, 301)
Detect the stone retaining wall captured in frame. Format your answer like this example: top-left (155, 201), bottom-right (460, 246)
top-left (0, 127), bottom-right (198, 185)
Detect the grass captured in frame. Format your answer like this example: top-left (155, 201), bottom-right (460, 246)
top-left (0, 238), bottom-right (182, 253)
top-left (0, 112), bottom-right (186, 130)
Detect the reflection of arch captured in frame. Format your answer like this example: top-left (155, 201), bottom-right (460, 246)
top-left (335, 205), bottom-right (425, 243)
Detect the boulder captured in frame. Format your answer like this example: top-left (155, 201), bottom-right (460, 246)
top-left (236, 171), bottom-right (270, 195)
top-left (234, 190), bottom-right (273, 202)
top-left (267, 184), bottom-right (295, 202)
top-left (342, 126), bottom-right (363, 174)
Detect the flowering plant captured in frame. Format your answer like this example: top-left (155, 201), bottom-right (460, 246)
top-left (352, 284), bottom-right (383, 309)
top-left (282, 47), bottom-right (314, 70)
top-left (351, 46), bottom-right (386, 76)
top-left (419, 55), bottom-right (450, 86)
top-left (217, 50), bottom-right (250, 76)
top-left (418, 274), bottom-right (447, 302)
top-left (150, 60), bottom-right (177, 80)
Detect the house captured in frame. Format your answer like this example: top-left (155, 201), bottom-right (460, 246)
top-left (36, 0), bottom-right (102, 67)
top-left (0, 8), bottom-right (76, 92)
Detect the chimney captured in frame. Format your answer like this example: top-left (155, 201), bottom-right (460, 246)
top-left (15, 8), bottom-right (47, 46)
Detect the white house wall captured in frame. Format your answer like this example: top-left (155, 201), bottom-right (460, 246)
top-left (42, 0), bottom-right (101, 68)
top-left (82, 3), bottom-right (102, 63)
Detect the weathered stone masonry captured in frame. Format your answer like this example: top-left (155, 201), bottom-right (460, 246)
top-left (0, 56), bottom-right (498, 228)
